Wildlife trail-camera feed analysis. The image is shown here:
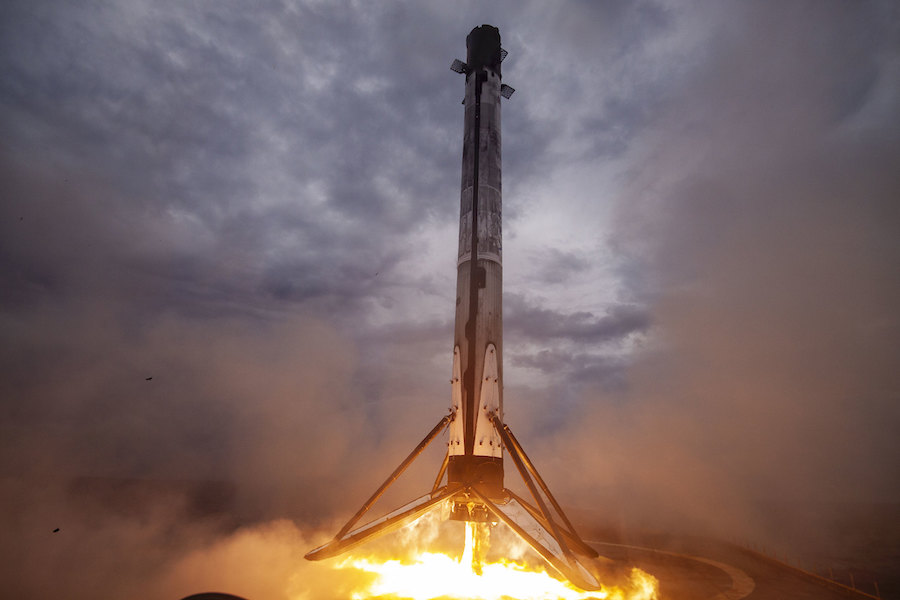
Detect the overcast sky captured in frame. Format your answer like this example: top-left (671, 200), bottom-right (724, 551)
top-left (1, 1), bottom-right (899, 596)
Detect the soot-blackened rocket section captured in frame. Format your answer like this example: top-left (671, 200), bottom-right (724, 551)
top-left (447, 24), bottom-right (505, 501)
top-left (306, 25), bottom-right (603, 592)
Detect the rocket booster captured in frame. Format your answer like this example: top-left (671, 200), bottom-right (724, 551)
top-left (447, 24), bottom-right (506, 504)
top-left (305, 25), bottom-right (602, 591)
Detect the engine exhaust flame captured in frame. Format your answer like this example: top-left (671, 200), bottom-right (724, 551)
top-left (462, 521), bottom-right (490, 576)
top-left (332, 521), bottom-right (659, 600)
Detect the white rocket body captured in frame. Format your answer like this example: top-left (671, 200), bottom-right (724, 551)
top-left (447, 24), bottom-right (506, 505)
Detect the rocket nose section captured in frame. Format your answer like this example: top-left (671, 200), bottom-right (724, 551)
top-left (466, 24), bottom-right (503, 75)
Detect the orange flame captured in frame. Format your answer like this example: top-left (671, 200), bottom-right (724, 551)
top-left (332, 521), bottom-right (659, 600)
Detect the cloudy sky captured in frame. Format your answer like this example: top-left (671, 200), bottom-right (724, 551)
top-left (1, 0), bottom-right (899, 597)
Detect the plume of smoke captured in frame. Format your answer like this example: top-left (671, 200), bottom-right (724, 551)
top-left (531, 1), bottom-right (900, 555)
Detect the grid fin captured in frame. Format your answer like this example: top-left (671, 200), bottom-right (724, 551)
top-left (450, 59), bottom-right (468, 74)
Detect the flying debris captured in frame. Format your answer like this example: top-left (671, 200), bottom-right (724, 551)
top-left (306, 25), bottom-right (603, 591)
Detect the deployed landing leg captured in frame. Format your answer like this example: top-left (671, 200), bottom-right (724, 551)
top-left (305, 412), bottom-right (605, 592)
top-left (481, 412), bottom-right (602, 590)
top-left (305, 415), bottom-right (455, 560)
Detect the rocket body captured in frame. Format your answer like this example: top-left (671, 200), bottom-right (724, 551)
top-left (306, 28), bottom-right (602, 590)
top-left (447, 25), bottom-right (505, 505)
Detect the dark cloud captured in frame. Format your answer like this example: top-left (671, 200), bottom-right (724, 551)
top-left (0, 1), bottom-right (469, 317)
top-left (506, 293), bottom-right (649, 344)
top-left (510, 349), bottom-right (626, 388)
top-left (531, 247), bottom-right (591, 284)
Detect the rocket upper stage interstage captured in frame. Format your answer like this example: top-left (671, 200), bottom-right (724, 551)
top-left (305, 25), bottom-right (603, 591)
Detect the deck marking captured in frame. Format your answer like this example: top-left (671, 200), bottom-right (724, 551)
top-left (589, 541), bottom-right (755, 600)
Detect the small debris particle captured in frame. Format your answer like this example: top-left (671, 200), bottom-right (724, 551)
top-left (52, 528), bottom-right (60, 533)
top-left (145, 376), bottom-right (152, 381)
